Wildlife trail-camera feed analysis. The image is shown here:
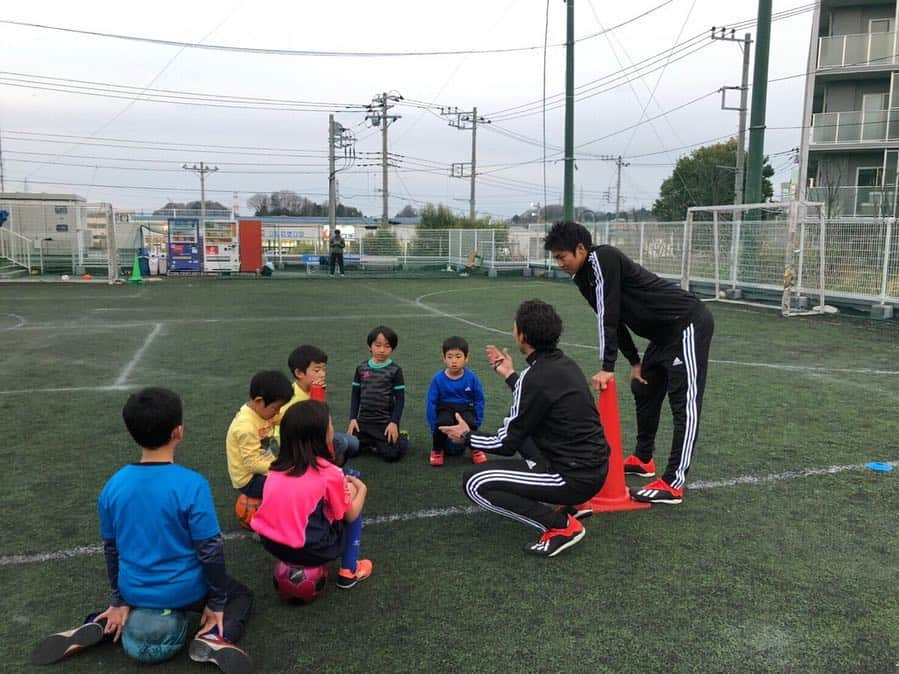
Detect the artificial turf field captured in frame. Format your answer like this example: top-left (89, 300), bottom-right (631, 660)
top-left (1, 276), bottom-right (897, 674)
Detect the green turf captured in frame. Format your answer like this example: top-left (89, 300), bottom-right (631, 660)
top-left (1, 277), bottom-right (897, 673)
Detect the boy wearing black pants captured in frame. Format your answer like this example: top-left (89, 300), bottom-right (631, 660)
top-left (440, 299), bottom-right (608, 558)
top-left (544, 221), bottom-right (714, 505)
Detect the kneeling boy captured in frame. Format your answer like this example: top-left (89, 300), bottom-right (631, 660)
top-left (32, 388), bottom-right (254, 673)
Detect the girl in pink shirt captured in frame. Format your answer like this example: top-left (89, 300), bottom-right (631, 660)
top-left (251, 400), bottom-right (372, 589)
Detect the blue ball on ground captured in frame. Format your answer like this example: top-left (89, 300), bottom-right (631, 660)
top-left (121, 608), bottom-right (188, 663)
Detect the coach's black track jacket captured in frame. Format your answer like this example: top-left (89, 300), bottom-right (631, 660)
top-left (573, 245), bottom-right (703, 373)
top-left (468, 349), bottom-right (608, 475)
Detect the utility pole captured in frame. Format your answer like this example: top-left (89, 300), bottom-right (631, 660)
top-left (712, 27), bottom-right (753, 206)
top-left (328, 115), bottom-right (356, 232)
top-left (443, 107), bottom-right (490, 223)
top-left (745, 0), bottom-right (772, 211)
top-left (600, 155), bottom-right (630, 218)
top-left (182, 162), bottom-right (219, 228)
top-left (563, 0), bottom-right (575, 221)
top-left (366, 92), bottom-right (402, 227)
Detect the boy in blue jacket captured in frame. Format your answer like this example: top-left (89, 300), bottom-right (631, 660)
top-left (426, 336), bottom-right (486, 466)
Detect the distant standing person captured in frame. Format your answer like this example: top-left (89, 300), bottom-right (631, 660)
top-left (543, 221), bottom-right (714, 506)
top-left (330, 229), bottom-right (346, 276)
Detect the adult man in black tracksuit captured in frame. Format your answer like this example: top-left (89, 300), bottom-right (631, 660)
top-left (544, 221), bottom-right (714, 505)
top-left (440, 299), bottom-right (608, 558)
top-left (329, 229), bottom-right (346, 276)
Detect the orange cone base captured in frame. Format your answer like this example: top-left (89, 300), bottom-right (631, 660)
top-left (587, 487), bottom-right (652, 513)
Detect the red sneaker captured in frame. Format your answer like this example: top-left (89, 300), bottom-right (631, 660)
top-left (470, 449), bottom-right (488, 464)
top-left (632, 478), bottom-right (683, 504)
top-left (623, 454), bottom-right (656, 477)
top-left (429, 450), bottom-right (444, 466)
top-left (524, 515), bottom-right (585, 557)
top-left (188, 633), bottom-right (252, 674)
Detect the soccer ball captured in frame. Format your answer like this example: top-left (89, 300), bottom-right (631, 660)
top-left (272, 561), bottom-right (329, 604)
top-left (60, 274), bottom-right (70, 281)
top-left (718, 290), bottom-right (726, 299)
top-left (121, 608), bottom-right (188, 663)
top-left (234, 494), bottom-right (261, 529)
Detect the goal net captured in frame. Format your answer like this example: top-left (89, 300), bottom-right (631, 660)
top-left (684, 201), bottom-right (834, 317)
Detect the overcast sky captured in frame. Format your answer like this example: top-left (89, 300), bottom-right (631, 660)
top-left (0, 0), bottom-right (813, 218)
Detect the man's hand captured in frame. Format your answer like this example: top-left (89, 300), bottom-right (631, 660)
top-left (486, 345), bottom-right (514, 379)
top-left (347, 419), bottom-right (359, 435)
top-left (592, 370), bottom-right (615, 392)
top-left (96, 605), bottom-right (131, 642)
top-left (630, 363), bottom-right (647, 385)
top-left (196, 605), bottom-right (224, 639)
top-left (439, 413), bottom-right (471, 443)
top-left (384, 421), bottom-right (399, 444)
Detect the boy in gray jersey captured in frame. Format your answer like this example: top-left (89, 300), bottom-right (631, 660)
top-left (347, 326), bottom-right (409, 462)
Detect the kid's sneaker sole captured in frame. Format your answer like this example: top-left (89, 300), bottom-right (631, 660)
top-left (188, 636), bottom-right (253, 674)
top-left (31, 621), bottom-right (104, 665)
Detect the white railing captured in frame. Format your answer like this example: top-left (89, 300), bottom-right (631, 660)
top-left (810, 109), bottom-right (899, 145)
top-left (807, 186), bottom-right (898, 218)
top-left (0, 227), bottom-right (33, 272)
top-left (818, 31), bottom-right (897, 69)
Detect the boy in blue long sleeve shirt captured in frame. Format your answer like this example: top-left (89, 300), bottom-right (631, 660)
top-left (427, 336), bottom-right (486, 466)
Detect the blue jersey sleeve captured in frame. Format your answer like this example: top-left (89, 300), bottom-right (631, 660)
top-left (98, 482), bottom-right (115, 541)
top-left (188, 477), bottom-right (221, 542)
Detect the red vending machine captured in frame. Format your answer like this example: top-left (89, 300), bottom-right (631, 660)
top-left (239, 219), bottom-right (263, 273)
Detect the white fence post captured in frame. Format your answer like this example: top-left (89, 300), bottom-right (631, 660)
top-left (638, 222), bottom-right (645, 266)
top-left (880, 220), bottom-right (893, 304)
top-left (713, 212), bottom-right (720, 298)
top-left (681, 212), bottom-right (693, 290)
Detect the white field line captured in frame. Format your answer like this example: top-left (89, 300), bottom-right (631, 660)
top-left (411, 289), bottom-right (899, 376)
top-left (0, 460), bottom-right (894, 567)
top-left (0, 313), bottom-right (26, 331)
top-left (0, 385), bottom-right (134, 396)
top-left (11, 312), bottom-right (464, 331)
top-left (114, 323), bottom-right (162, 386)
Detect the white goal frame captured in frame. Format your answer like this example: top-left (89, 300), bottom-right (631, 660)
top-left (683, 201), bottom-right (832, 317)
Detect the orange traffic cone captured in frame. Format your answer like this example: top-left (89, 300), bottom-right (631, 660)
top-left (587, 378), bottom-right (651, 512)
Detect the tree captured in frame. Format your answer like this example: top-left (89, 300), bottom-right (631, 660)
top-left (246, 191), bottom-right (363, 217)
top-left (152, 201), bottom-right (228, 215)
top-left (652, 139), bottom-right (774, 221)
top-left (396, 204), bottom-right (419, 218)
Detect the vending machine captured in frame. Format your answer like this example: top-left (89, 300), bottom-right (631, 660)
top-left (167, 218), bottom-right (201, 272)
top-left (203, 221), bottom-right (241, 272)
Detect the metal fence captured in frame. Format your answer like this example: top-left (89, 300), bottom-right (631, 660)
top-left (1, 201), bottom-right (897, 309)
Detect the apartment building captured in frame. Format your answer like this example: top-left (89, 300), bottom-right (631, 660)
top-left (800, 0), bottom-right (899, 217)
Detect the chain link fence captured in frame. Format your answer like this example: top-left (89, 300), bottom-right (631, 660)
top-left (1, 200), bottom-right (897, 309)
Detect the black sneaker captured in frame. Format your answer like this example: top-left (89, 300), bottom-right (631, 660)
top-left (188, 634), bottom-right (253, 674)
top-left (524, 516), bottom-right (585, 557)
top-left (31, 621), bottom-right (104, 665)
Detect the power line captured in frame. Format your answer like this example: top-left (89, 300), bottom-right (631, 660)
top-left (0, 3), bottom-right (673, 59)
top-left (485, 2), bottom-right (814, 121)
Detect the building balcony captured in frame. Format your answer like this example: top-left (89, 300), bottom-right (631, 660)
top-left (818, 31), bottom-right (897, 70)
top-left (808, 186), bottom-right (897, 217)
top-left (810, 109), bottom-right (899, 145)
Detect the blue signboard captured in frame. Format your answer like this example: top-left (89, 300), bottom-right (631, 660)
top-left (167, 218), bottom-right (201, 271)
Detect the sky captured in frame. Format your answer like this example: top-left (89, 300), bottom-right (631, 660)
top-left (0, 0), bottom-right (814, 218)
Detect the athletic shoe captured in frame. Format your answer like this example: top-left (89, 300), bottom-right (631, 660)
top-left (429, 449), bottom-right (445, 466)
top-left (470, 449), bottom-right (488, 464)
top-left (524, 515), bottom-right (585, 557)
top-left (554, 503), bottom-right (593, 521)
top-left (337, 558), bottom-right (373, 589)
top-left (31, 621), bottom-right (104, 665)
top-left (188, 633), bottom-right (253, 674)
top-left (623, 454), bottom-right (656, 477)
top-left (632, 478), bottom-right (683, 504)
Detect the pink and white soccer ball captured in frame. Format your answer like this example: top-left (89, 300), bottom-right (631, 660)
top-left (272, 561), bottom-right (328, 604)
